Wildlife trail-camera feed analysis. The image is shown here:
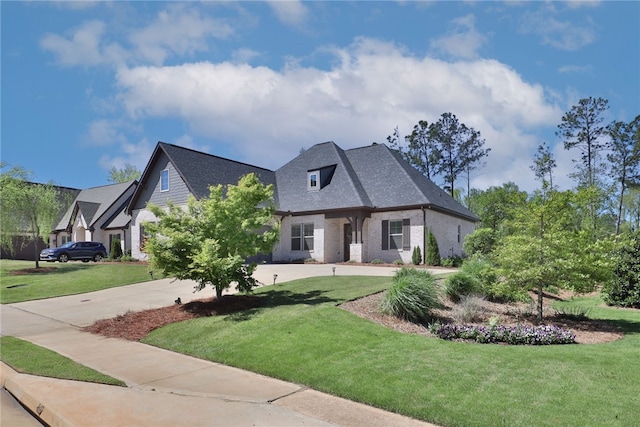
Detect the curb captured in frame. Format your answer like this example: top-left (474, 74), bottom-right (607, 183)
top-left (1, 361), bottom-right (74, 427)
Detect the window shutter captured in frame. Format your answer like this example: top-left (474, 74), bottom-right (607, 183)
top-left (402, 219), bottom-right (410, 251)
top-left (382, 220), bottom-right (388, 250)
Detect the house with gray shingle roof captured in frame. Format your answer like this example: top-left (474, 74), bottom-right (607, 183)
top-left (126, 142), bottom-right (276, 261)
top-left (51, 181), bottom-right (137, 255)
top-left (273, 141), bottom-right (478, 264)
top-left (128, 140), bottom-right (477, 264)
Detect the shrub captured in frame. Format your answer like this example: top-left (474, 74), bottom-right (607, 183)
top-left (444, 272), bottom-right (482, 302)
top-left (602, 231), bottom-right (640, 308)
top-left (441, 256), bottom-right (463, 267)
top-left (393, 259), bottom-right (404, 265)
top-left (380, 267), bottom-right (441, 322)
top-left (450, 294), bottom-right (489, 323)
top-left (553, 305), bottom-right (591, 321)
top-left (110, 238), bottom-right (123, 260)
top-left (428, 323), bottom-right (576, 345)
top-left (411, 246), bottom-right (422, 265)
top-left (460, 257), bottom-right (529, 302)
top-left (425, 230), bottom-right (441, 266)
top-left (463, 228), bottom-right (496, 256)
top-left (370, 259), bottom-right (384, 264)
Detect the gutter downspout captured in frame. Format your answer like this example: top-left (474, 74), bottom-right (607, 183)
top-left (422, 206), bottom-right (427, 265)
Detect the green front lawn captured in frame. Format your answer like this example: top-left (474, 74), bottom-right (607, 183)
top-left (1, 260), bottom-right (159, 304)
top-left (0, 336), bottom-right (125, 386)
top-left (145, 276), bottom-right (640, 427)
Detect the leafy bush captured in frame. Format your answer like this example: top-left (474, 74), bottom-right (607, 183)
top-left (380, 267), bottom-right (441, 322)
top-left (110, 238), bottom-right (123, 259)
top-left (460, 257), bottom-right (529, 303)
top-left (429, 323), bottom-right (576, 345)
top-left (425, 230), bottom-right (441, 266)
top-left (370, 259), bottom-right (384, 264)
top-left (602, 231), bottom-right (640, 308)
top-left (463, 228), bottom-right (496, 256)
top-left (441, 256), bottom-right (463, 267)
top-left (444, 272), bottom-right (482, 302)
top-left (411, 246), bottom-right (422, 265)
top-left (450, 295), bottom-right (489, 323)
top-left (393, 259), bottom-right (404, 265)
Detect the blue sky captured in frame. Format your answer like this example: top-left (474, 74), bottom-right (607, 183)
top-left (2, 1), bottom-right (638, 193)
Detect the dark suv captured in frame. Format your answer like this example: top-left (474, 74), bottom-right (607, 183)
top-left (40, 241), bottom-right (107, 263)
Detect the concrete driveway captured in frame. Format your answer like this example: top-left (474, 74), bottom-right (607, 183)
top-left (1, 263), bottom-right (444, 427)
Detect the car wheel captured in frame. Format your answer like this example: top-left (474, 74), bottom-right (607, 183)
top-left (93, 253), bottom-right (104, 262)
top-left (82, 259), bottom-right (89, 263)
top-left (58, 253), bottom-right (69, 263)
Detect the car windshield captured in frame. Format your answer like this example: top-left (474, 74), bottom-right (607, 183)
top-left (60, 242), bottom-right (75, 249)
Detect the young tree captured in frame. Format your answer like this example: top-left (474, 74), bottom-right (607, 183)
top-left (556, 97), bottom-right (609, 188)
top-left (108, 163), bottom-right (141, 183)
top-left (144, 173), bottom-right (279, 299)
top-left (606, 116), bottom-right (640, 234)
top-left (0, 164), bottom-right (66, 268)
top-left (530, 143), bottom-right (557, 191)
top-left (495, 190), bottom-right (614, 321)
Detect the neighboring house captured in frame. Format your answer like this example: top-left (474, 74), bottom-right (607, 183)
top-left (126, 142), bottom-right (276, 261)
top-left (128, 141), bottom-right (478, 264)
top-left (50, 181), bottom-right (137, 256)
top-left (273, 141), bottom-right (478, 264)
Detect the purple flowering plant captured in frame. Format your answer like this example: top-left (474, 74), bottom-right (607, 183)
top-left (428, 322), bottom-right (576, 345)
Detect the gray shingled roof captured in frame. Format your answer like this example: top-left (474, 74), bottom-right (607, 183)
top-left (160, 142), bottom-right (276, 199)
top-left (275, 142), bottom-right (478, 221)
top-left (55, 181), bottom-right (136, 231)
top-left (128, 142), bottom-right (277, 212)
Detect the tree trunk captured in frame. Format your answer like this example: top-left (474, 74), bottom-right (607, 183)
top-left (537, 283), bottom-right (543, 323)
top-left (215, 286), bottom-right (223, 300)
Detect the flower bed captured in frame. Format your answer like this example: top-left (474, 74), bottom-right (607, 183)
top-left (428, 323), bottom-right (576, 345)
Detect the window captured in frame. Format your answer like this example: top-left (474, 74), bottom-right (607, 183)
top-left (389, 220), bottom-right (403, 250)
top-left (160, 169), bottom-right (169, 192)
top-left (291, 223), bottom-right (314, 251)
top-left (61, 235), bottom-right (72, 245)
top-left (307, 171), bottom-right (319, 191)
top-left (140, 224), bottom-right (148, 252)
top-left (381, 219), bottom-right (410, 250)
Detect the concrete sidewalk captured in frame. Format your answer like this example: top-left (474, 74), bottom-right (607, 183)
top-left (1, 264), bottom-right (443, 426)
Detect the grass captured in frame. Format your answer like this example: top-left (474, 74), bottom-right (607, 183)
top-left (144, 276), bottom-right (640, 427)
top-left (0, 336), bottom-right (125, 386)
top-left (1, 260), bottom-right (159, 304)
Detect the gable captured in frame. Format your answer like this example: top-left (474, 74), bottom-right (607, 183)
top-left (128, 142), bottom-right (276, 213)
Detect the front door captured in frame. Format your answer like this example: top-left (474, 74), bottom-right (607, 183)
top-left (343, 223), bottom-right (352, 262)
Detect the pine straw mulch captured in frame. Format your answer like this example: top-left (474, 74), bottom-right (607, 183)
top-left (82, 295), bottom-right (262, 341)
top-left (340, 291), bottom-right (624, 345)
top-left (83, 289), bottom-right (625, 344)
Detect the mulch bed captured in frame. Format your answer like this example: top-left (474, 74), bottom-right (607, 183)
top-left (82, 295), bottom-right (262, 341)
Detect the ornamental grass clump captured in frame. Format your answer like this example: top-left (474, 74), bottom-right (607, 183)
top-left (428, 323), bottom-right (576, 345)
top-left (380, 267), bottom-right (441, 322)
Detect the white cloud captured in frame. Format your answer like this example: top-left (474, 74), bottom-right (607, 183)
top-left (558, 64), bottom-right (593, 74)
top-left (430, 14), bottom-right (488, 59)
top-left (84, 119), bottom-right (128, 146)
top-left (128, 4), bottom-right (233, 65)
top-left (40, 20), bottom-right (108, 66)
top-left (519, 7), bottom-right (598, 51)
top-left (113, 37), bottom-right (562, 192)
top-left (266, 0), bottom-right (309, 28)
top-left (98, 138), bottom-right (155, 173)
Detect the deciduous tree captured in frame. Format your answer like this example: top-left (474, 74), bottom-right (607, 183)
top-left (144, 173), bottom-right (279, 299)
top-left (0, 164), bottom-right (66, 268)
top-left (108, 163), bottom-right (141, 184)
